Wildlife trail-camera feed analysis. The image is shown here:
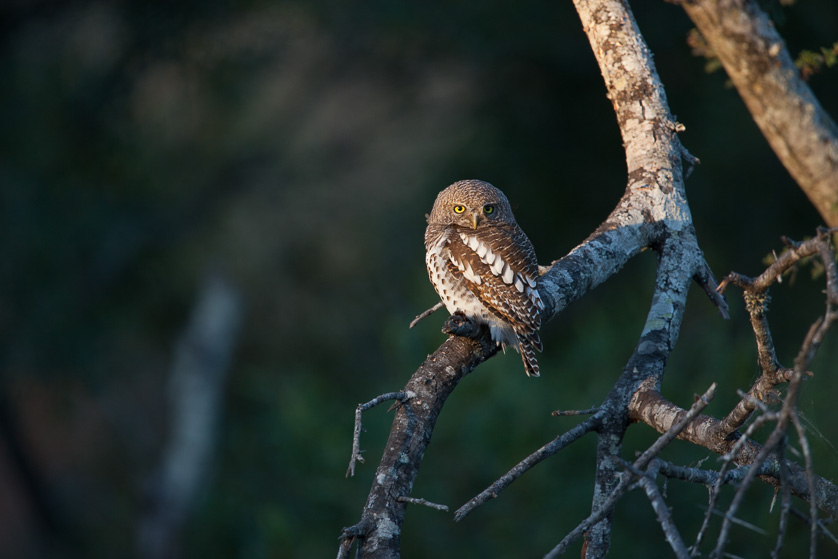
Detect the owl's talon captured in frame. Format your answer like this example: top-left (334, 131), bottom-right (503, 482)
top-left (442, 312), bottom-right (481, 338)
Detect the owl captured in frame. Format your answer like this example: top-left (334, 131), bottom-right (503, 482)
top-left (424, 180), bottom-right (544, 377)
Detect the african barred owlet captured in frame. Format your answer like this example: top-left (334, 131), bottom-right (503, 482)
top-left (424, 180), bottom-right (544, 376)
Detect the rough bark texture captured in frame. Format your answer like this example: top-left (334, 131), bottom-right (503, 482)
top-left (341, 334), bottom-right (497, 558)
top-left (340, 1), bottom-right (838, 557)
top-left (682, 0), bottom-right (838, 227)
top-left (570, 1), bottom-right (711, 554)
top-left (629, 387), bottom-right (838, 518)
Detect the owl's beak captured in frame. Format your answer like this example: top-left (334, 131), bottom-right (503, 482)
top-left (470, 211), bottom-right (480, 229)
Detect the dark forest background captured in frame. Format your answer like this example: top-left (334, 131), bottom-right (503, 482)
top-left (1, 1), bottom-right (837, 557)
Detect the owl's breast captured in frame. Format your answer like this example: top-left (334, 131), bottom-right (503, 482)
top-left (424, 230), bottom-right (517, 346)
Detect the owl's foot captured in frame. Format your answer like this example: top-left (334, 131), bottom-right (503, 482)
top-left (442, 311), bottom-right (481, 338)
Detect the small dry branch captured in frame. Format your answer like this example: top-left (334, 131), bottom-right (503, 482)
top-left (346, 391), bottom-right (410, 478)
top-left (396, 496), bottom-right (449, 512)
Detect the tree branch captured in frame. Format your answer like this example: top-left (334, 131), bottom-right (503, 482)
top-left (543, 384), bottom-right (715, 559)
top-left (569, 1), bottom-right (724, 554)
top-left (713, 231), bottom-right (837, 437)
top-left (637, 473), bottom-right (690, 559)
top-left (339, 335), bottom-right (497, 558)
top-left (454, 412), bottom-right (604, 522)
top-left (629, 228), bottom-right (838, 530)
top-left (681, 0), bottom-right (838, 227)
top-left (340, 1), bottom-right (838, 557)
top-left (628, 389), bottom-right (838, 519)
top-left (346, 392), bottom-right (410, 478)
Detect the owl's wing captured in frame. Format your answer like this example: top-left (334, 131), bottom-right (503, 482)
top-left (445, 225), bottom-right (543, 348)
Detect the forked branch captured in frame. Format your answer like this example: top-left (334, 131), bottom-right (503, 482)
top-left (340, 0), bottom-right (838, 555)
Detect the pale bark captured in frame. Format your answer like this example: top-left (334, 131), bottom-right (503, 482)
top-left (683, 0), bottom-right (838, 226)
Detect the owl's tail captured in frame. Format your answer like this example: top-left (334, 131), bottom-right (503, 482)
top-left (518, 335), bottom-right (542, 377)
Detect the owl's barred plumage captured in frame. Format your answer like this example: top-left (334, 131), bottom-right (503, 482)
top-left (424, 180), bottom-right (544, 377)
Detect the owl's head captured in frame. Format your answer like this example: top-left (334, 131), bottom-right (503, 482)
top-left (427, 180), bottom-right (515, 229)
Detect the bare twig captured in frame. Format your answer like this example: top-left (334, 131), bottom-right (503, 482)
top-left (694, 262), bottom-right (730, 319)
top-left (792, 413), bottom-right (818, 559)
top-left (770, 446), bottom-right (792, 559)
top-left (789, 507), bottom-right (838, 546)
top-left (655, 460), bottom-right (755, 487)
top-left (408, 302), bottom-right (444, 329)
top-left (699, 506), bottom-right (770, 536)
top-left (544, 385), bottom-right (715, 559)
top-left (636, 474), bottom-right (690, 559)
top-left (717, 232), bottom-right (832, 295)
top-left (346, 392), bottom-right (409, 478)
top-left (551, 407), bottom-right (600, 417)
top-left (396, 496), bottom-right (449, 512)
top-left (454, 412), bottom-right (603, 522)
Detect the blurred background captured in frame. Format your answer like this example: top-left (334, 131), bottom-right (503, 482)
top-left (1, 1), bottom-right (837, 558)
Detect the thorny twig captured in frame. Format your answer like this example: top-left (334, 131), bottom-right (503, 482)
top-left (542, 384), bottom-right (716, 559)
top-left (712, 232), bottom-right (835, 438)
top-left (709, 229), bottom-right (838, 559)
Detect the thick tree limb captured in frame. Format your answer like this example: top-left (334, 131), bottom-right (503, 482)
top-left (339, 334), bottom-right (498, 558)
top-left (570, 0), bottom-right (723, 555)
top-left (682, 0), bottom-right (838, 227)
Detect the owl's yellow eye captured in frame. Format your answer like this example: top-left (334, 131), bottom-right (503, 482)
top-left (453, 205), bottom-right (466, 214)
top-left (483, 204), bottom-right (495, 215)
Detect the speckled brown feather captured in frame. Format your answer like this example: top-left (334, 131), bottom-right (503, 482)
top-left (424, 180), bottom-right (543, 376)
top-left (446, 226), bottom-right (541, 339)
